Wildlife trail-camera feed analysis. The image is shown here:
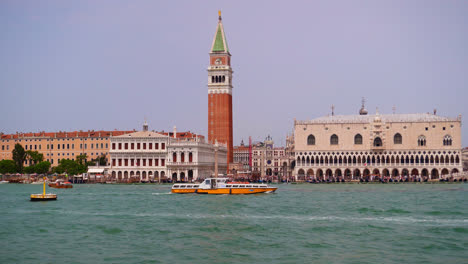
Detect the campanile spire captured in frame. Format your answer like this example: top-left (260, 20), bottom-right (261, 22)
top-left (208, 11), bottom-right (234, 168)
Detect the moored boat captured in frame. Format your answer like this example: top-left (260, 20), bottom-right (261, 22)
top-left (171, 178), bottom-right (277, 194)
top-left (49, 180), bottom-right (73, 189)
top-left (30, 181), bottom-right (43, 184)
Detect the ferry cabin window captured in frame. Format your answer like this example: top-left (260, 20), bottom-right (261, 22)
top-left (205, 179), bottom-right (210, 184)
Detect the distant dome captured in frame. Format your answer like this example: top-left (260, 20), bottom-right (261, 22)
top-left (359, 97), bottom-right (368, 115)
top-left (359, 107), bottom-right (368, 115)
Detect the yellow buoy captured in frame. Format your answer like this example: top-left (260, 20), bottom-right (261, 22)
top-left (30, 177), bottom-right (57, 201)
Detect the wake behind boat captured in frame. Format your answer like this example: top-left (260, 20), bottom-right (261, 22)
top-left (171, 178), bottom-right (277, 194)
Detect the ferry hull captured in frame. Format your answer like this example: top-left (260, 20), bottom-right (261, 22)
top-left (172, 187), bottom-right (277, 194)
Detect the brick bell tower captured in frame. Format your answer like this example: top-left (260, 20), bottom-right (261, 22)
top-left (208, 11), bottom-right (233, 166)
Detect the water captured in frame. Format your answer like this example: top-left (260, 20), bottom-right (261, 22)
top-left (0, 183), bottom-right (467, 264)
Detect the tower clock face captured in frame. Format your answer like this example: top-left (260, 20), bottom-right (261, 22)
top-left (215, 58), bottom-right (222, 65)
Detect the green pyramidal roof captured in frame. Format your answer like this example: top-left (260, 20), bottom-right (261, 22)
top-left (211, 20), bottom-right (229, 53)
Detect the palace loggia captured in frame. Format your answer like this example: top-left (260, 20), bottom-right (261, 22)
top-left (294, 106), bottom-right (463, 180)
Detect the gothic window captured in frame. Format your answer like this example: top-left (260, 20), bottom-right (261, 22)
top-left (211, 76), bottom-right (215, 83)
top-left (307, 134), bottom-right (315, 145)
top-left (394, 133), bottom-right (402, 144)
top-left (443, 135), bottom-right (452, 146)
top-left (418, 135), bottom-right (426, 146)
top-left (354, 134), bottom-right (362, 145)
top-left (373, 137), bottom-right (382, 147)
top-left (330, 134), bottom-right (338, 145)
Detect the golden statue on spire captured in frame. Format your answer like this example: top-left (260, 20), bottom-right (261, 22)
top-left (218, 10), bottom-right (222, 20)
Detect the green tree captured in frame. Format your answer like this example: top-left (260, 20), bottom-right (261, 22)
top-left (0, 160), bottom-right (17, 174)
top-left (91, 155), bottom-right (107, 166)
top-left (36, 161), bottom-right (51, 174)
top-left (12, 144), bottom-right (26, 173)
top-left (24, 165), bottom-right (36, 174)
top-left (35, 161), bottom-right (51, 174)
top-left (26, 151), bottom-right (44, 165)
top-left (53, 159), bottom-right (87, 176)
top-left (76, 154), bottom-right (88, 165)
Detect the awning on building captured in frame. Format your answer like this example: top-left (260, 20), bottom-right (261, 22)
top-left (88, 168), bottom-right (105, 174)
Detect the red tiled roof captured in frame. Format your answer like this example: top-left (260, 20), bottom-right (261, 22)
top-left (234, 146), bottom-right (249, 151)
top-left (158, 131), bottom-right (204, 139)
top-left (1, 130), bottom-right (204, 140)
top-left (1, 130), bottom-right (134, 139)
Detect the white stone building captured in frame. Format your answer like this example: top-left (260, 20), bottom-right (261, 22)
top-left (109, 129), bottom-right (169, 182)
top-left (108, 123), bottom-right (227, 182)
top-left (462, 147), bottom-right (468, 171)
top-left (294, 108), bottom-right (463, 181)
top-left (167, 139), bottom-right (227, 181)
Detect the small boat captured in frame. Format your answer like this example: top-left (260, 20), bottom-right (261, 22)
top-left (49, 180), bottom-right (73, 189)
top-left (171, 178), bottom-right (277, 194)
top-left (30, 181), bottom-right (43, 185)
top-left (31, 178), bottom-right (57, 201)
top-left (0, 180), bottom-right (9, 184)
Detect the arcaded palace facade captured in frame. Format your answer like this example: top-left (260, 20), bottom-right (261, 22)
top-left (108, 123), bottom-right (227, 182)
top-left (294, 107), bottom-right (463, 180)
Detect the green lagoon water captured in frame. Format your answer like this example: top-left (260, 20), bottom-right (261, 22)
top-left (0, 183), bottom-right (467, 264)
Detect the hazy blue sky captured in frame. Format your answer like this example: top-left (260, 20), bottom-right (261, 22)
top-left (1, 0), bottom-right (467, 147)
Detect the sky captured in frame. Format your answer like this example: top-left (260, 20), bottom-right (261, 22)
top-left (1, 0), bottom-right (467, 147)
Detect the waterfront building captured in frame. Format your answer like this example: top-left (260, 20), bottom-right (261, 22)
top-left (167, 137), bottom-right (228, 181)
top-left (462, 147), bottom-right (468, 171)
top-left (233, 140), bottom-right (250, 171)
top-left (234, 136), bottom-right (294, 179)
top-left (0, 130), bottom-right (133, 166)
top-left (208, 11), bottom-right (234, 167)
top-left (294, 104), bottom-right (463, 181)
top-left (108, 123), bottom-right (227, 182)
